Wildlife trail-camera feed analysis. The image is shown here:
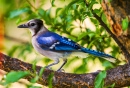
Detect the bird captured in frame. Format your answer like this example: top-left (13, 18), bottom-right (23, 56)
top-left (18, 19), bottom-right (117, 71)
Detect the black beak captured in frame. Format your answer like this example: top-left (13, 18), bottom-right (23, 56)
top-left (17, 24), bottom-right (28, 28)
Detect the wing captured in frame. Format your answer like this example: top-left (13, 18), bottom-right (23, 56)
top-left (36, 31), bottom-right (117, 63)
top-left (36, 31), bottom-right (81, 51)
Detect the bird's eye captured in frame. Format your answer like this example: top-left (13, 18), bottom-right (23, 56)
top-left (30, 23), bottom-right (35, 26)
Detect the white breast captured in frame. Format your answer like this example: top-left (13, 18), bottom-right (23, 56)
top-left (31, 35), bottom-right (65, 61)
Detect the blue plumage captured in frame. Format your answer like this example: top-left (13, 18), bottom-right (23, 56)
top-left (37, 31), bottom-right (80, 51)
top-left (81, 48), bottom-right (115, 58)
top-left (37, 31), bottom-right (116, 62)
top-left (18, 19), bottom-right (117, 71)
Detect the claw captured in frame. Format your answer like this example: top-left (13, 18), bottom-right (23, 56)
top-left (46, 66), bottom-right (52, 70)
top-left (57, 69), bottom-right (65, 72)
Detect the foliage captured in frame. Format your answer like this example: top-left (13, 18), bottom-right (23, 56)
top-left (95, 70), bottom-right (106, 88)
top-left (94, 70), bottom-right (115, 87)
top-left (1, 0), bottom-right (121, 87)
top-left (47, 73), bottom-right (54, 88)
top-left (0, 71), bottom-right (30, 86)
top-left (122, 17), bottom-right (129, 31)
top-left (4, 71), bottom-right (30, 84)
top-left (0, 64), bottom-right (46, 88)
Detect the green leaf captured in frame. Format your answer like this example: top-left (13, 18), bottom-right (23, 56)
top-left (78, 32), bottom-right (88, 40)
top-left (16, 18), bottom-right (22, 25)
top-left (72, 3), bottom-right (76, 10)
top-left (108, 0), bottom-right (112, 2)
top-left (87, 39), bottom-right (95, 48)
top-left (47, 73), bottom-right (54, 88)
top-left (26, 84), bottom-right (42, 88)
top-left (33, 0), bottom-right (35, 3)
top-left (38, 9), bottom-right (45, 17)
top-left (32, 60), bottom-right (37, 73)
top-left (88, 1), bottom-right (98, 10)
top-left (95, 70), bottom-right (107, 88)
top-left (46, 8), bottom-right (51, 16)
top-left (85, 11), bottom-right (93, 17)
top-left (65, 0), bottom-right (78, 13)
top-left (87, 37), bottom-right (98, 48)
top-left (99, 0), bottom-right (102, 3)
top-left (105, 83), bottom-right (115, 88)
top-left (8, 46), bottom-right (19, 57)
top-left (28, 86), bottom-right (42, 88)
top-left (56, 8), bottom-right (62, 16)
top-left (101, 13), bottom-right (108, 24)
top-left (9, 8), bottom-right (30, 18)
top-left (88, 32), bottom-right (96, 40)
top-left (44, 8), bottom-right (52, 25)
top-left (78, 31), bottom-right (95, 41)
top-left (90, 18), bottom-right (98, 25)
top-left (122, 17), bottom-right (129, 31)
top-left (4, 71), bottom-right (30, 84)
top-left (50, 0), bottom-right (56, 7)
top-left (93, 9), bottom-right (100, 13)
top-left (39, 67), bottom-right (45, 78)
top-left (103, 61), bottom-right (114, 70)
top-left (30, 75), bottom-right (39, 83)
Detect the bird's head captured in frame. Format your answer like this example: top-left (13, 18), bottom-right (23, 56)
top-left (18, 19), bottom-right (47, 36)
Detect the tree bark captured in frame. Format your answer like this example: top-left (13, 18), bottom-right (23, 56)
top-left (0, 53), bottom-right (130, 88)
top-left (101, 0), bottom-right (130, 61)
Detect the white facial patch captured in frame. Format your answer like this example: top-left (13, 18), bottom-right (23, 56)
top-left (29, 28), bottom-right (35, 36)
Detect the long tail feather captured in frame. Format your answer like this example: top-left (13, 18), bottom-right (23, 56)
top-left (81, 47), bottom-right (116, 63)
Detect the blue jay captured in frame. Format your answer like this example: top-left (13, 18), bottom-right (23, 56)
top-left (18, 19), bottom-right (116, 71)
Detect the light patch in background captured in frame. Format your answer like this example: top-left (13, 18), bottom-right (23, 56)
top-left (66, 59), bottom-right (83, 72)
top-left (71, 52), bottom-right (88, 58)
top-left (87, 58), bottom-right (105, 73)
top-left (104, 47), bottom-right (112, 54)
top-left (71, 18), bottom-right (96, 37)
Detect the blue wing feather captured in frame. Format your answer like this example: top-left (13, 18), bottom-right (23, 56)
top-left (36, 31), bottom-right (116, 62)
top-left (37, 31), bottom-right (80, 51)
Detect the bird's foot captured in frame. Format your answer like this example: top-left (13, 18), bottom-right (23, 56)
top-left (45, 66), bottom-right (52, 70)
top-left (57, 69), bottom-right (65, 72)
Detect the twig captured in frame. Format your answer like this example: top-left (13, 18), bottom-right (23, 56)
top-left (26, 0), bottom-right (37, 11)
top-left (4, 34), bottom-right (28, 44)
top-left (26, 0), bottom-right (43, 18)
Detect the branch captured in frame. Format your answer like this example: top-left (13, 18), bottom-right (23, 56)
top-left (4, 34), bottom-right (28, 44)
top-left (0, 52), bottom-right (130, 87)
top-left (84, 1), bottom-right (130, 61)
top-left (100, 0), bottom-right (130, 61)
top-left (92, 13), bottom-right (130, 61)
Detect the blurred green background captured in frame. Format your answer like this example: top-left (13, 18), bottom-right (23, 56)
top-left (0, 0), bottom-right (125, 87)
